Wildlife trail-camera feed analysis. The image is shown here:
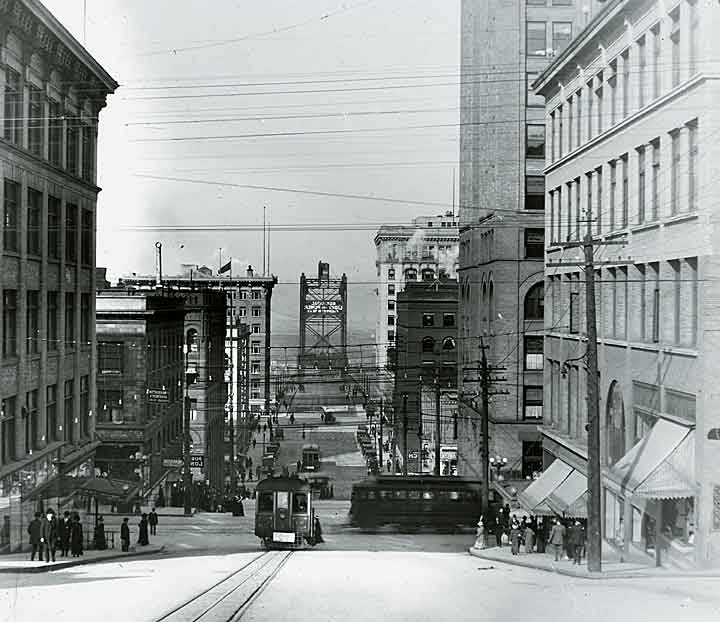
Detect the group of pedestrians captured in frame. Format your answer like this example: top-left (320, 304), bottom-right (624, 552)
top-left (27, 509), bottom-right (84, 562)
top-left (547, 518), bottom-right (587, 564)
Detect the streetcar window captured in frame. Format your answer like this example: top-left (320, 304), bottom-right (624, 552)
top-left (258, 492), bottom-right (273, 512)
top-left (277, 491), bottom-right (290, 509)
top-left (449, 491), bottom-right (460, 501)
top-left (422, 491), bottom-right (434, 500)
top-left (367, 490), bottom-right (377, 500)
top-left (394, 490), bottom-right (407, 499)
top-left (292, 493), bottom-right (308, 513)
top-left (380, 490), bottom-right (392, 499)
top-left (408, 490), bottom-right (421, 500)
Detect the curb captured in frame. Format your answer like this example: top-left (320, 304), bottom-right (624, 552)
top-left (468, 548), bottom-right (720, 580)
top-left (0, 545), bottom-right (166, 574)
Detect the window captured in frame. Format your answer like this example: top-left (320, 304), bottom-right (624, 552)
top-left (422, 313), bottom-right (435, 327)
top-left (81, 209), bottom-right (92, 265)
top-left (652, 25), bottom-right (661, 99)
top-left (558, 105), bottom-right (564, 158)
top-left (28, 84), bottom-right (44, 157)
top-left (524, 282), bottom-right (544, 321)
top-left (552, 0), bottom-right (572, 4)
top-left (404, 268), bottom-right (417, 281)
top-left (252, 306), bottom-right (262, 317)
top-left (637, 36), bottom-right (646, 108)
top-left (595, 167), bottom-right (603, 235)
top-left (65, 204), bottom-right (78, 263)
top-left (64, 380), bottom-right (74, 442)
top-left (238, 307), bottom-right (247, 317)
top-left (65, 293), bottom-right (75, 349)
top-left (2, 290), bottom-right (17, 357)
top-left (526, 22), bottom-right (547, 57)
top-left (81, 376), bottom-right (90, 437)
top-left (587, 80), bottom-right (594, 139)
top-left (566, 180), bottom-right (573, 241)
top-left (552, 23), bottom-right (572, 56)
top-left (46, 385), bottom-right (57, 442)
top-left (569, 291), bottom-right (580, 333)
top-left (292, 492), bottom-right (308, 513)
top-left (687, 257), bottom-right (698, 346)
top-left (650, 263), bottom-right (660, 342)
top-left (524, 336), bottom-right (543, 370)
top-left (47, 196), bottom-right (61, 260)
top-left (620, 154), bottom-right (628, 227)
top-left (574, 177), bottom-right (581, 240)
top-left (26, 291), bottom-right (39, 355)
top-left (524, 228), bottom-right (544, 259)
top-left (549, 190), bottom-right (555, 242)
top-left (443, 313), bottom-right (455, 328)
top-left (671, 130), bottom-right (680, 215)
top-left (609, 160), bottom-right (617, 230)
top-left (388, 268), bottom-right (395, 280)
top-left (388, 300), bottom-right (395, 311)
top-left (651, 139), bottom-right (660, 220)
top-left (637, 147), bottom-right (646, 223)
top-left (525, 176), bottom-right (545, 210)
top-left (252, 363), bottom-right (261, 374)
top-left (68, 116), bottom-right (82, 176)
top-left (251, 341), bottom-right (261, 355)
top-left (252, 324), bottom-right (261, 333)
top-left (387, 330), bottom-right (395, 342)
top-left (251, 291), bottom-right (262, 300)
top-left (27, 188), bottom-right (42, 256)
top-left (526, 125), bottom-right (545, 159)
top-left (621, 51), bottom-right (630, 118)
top-left (3, 179), bottom-right (20, 253)
top-left (670, 8), bottom-right (681, 88)
top-left (80, 293), bottom-right (91, 347)
top-left (421, 268), bottom-right (435, 281)
top-left (523, 387), bottom-right (543, 420)
top-left (47, 292), bottom-right (59, 352)
top-left (586, 172), bottom-right (593, 233)
top-left (1, 397), bottom-right (16, 463)
top-left (442, 337), bottom-right (456, 351)
top-left (575, 90), bottom-right (582, 146)
top-left (526, 72), bottom-right (544, 107)
top-left (596, 75), bottom-right (604, 134)
top-left (49, 100), bottom-right (63, 167)
top-left (671, 260), bottom-right (681, 344)
top-left (689, 0), bottom-right (699, 74)
top-left (688, 120), bottom-right (698, 211)
top-left (638, 264), bottom-right (647, 340)
top-left (4, 68), bottom-right (22, 146)
top-left (608, 59), bottom-right (618, 125)
top-left (388, 284), bottom-right (395, 295)
top-left (527, 0), bottom-right (546, 5)
top-left (82, 124), bottom-right (95, 182)
top-left (568, 95), bottom-right (574, 152)
top-left (422, 337), bottom-right (435, 353)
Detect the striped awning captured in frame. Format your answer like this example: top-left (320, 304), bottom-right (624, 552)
top-left (633, 431), bottom-right (696, 499)
top-left (547, 469), bottom-right (587, 517)
top-left (518, 459), bottom-right (572, 512)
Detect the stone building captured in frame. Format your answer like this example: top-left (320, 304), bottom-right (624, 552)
top-left (0, 1), bottom-right (116, 553)
top-left (534, 0), bottom-right (720, 568)
top-left (374, 213), bottom-right (458, 371)
top-left (95, 290), bottom-right (185, 504)
top-left (456, 0), bottom-right (605, 486)
top-left (393, 280), bottom-right (458, 473)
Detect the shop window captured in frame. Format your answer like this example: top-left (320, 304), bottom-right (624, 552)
top-left (422, 313), bottom-right (434, 327)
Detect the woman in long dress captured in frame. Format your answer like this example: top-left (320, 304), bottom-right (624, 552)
top-left (138, 513), bottom-right (149, 546)
top-left (70, 514), bottom-right (84, 557)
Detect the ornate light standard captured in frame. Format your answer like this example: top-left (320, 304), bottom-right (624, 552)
top-left (489, 455), bottom-right (508, 482)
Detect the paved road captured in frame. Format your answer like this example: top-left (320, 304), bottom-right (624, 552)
top-left (2, 504), bottom-right (718, 622)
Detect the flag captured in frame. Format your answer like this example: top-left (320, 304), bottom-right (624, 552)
top-left (219, 260), bottom-right (232, 274)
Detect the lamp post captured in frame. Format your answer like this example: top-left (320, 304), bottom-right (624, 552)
top-left (489, 455), bottom-right (508, 482)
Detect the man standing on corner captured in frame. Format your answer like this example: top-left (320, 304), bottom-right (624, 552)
top-left (149, 507), bottom-right (159, 536)
top-left (120, 517), bottom-right (130, 552)
top-left (548, 518), bottom-right (566, 563)
top-left (40, 509), bottom-right (59, 563)
top-left (27, 512), bottom-right (42, 561)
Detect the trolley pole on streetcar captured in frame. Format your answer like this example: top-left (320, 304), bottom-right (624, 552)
top-left (402, 393), bottom-right (408, 476)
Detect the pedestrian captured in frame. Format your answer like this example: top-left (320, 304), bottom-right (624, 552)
top-left (569, 520), bottom-right (586, 565)
top-left (70, 513), bottom-right (83, 557)
top-left (474, 518), bottom-right (485, 549)
top-left (313, 514), bottom-right (324, 544)
top-left (121, 517), bottom-right (130, 552)
top-left (536, 517), bottom-right (546, 554)
top-left (289, 413), bottom-right (295, 425)
top-left (252, 438), bottom-right (257, 449)
top-left (27, 512), bottom-right (42, 561)
top-left (510, 521), bottom-right (521, 555)
top-left (149, 507), bottom-right (159, 535)
top-left (524, 522), bottom-right (535, 554)
top-left (138, 513), bottom-right (149, 546)
top-left (548, 518), bottom-right (566, 562)
top-left (57, 511), bottom-right (70, 557)
top-left (40, 509), bottom-right (59, 563)
top-left (94, 516), bottom-right (107, 550)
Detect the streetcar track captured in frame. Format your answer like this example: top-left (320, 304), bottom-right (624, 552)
top-left (154, 550), bottom-right (292, 622)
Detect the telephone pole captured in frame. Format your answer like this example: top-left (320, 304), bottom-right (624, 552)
top-left (183, 344), bottom-right (192, 516)
top-left (480, 338), bottom-right (490, 514)
top-left (402, 393), bottom-right (408, 476)
top-left (378, 397), bottom-right (384, 471)
top-left (434, 367), bottom-right (441, 476)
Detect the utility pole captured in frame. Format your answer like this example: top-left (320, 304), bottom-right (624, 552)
top-left (378, 397), bottom-right (384, 471)
top-left (183, 344), bottom-right (192, 516)
top-left (434, 367), bottom-right (441, 476)
top-left (402, 393), bottom-right (408, 476)
top-left (480, 338), bottom-right (490, 515)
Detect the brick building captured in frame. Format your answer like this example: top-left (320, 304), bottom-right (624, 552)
top-left (95, 291), bottom-right (185, 503)
top-left (0, 1), bottom-right (116, 553)
top-left (374, 213), bottom-right (458, 371)
top-left (456, 0), bottom-right (605, 485)
top-left (535, 0), bottom-right (720, 568)
top-left (393, 280), bottom-right (458, 473)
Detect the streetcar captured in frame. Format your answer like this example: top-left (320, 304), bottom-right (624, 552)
top-left (301, 443), bottom-right (320, 471)
top-left (349, 475), bottom-right (493, 530)
top-left (255, 475), bottom-right (319, 549)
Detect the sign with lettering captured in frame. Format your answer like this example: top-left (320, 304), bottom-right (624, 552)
top-left (147, 389), bottom-right (169, 404)
top-left (190, 455), bottom-right (205, 469)
top-left (162, 458), bottom-right (182, 468)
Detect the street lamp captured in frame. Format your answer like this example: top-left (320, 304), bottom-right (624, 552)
top-left (489, 455), bottom-right (508, 481)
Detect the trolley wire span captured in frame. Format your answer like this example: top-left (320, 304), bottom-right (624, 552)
top-left (154, 550), bottom-right (292, 622)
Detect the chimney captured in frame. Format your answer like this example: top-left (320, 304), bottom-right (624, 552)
top-left (246, 265), bottom-right (254, 278)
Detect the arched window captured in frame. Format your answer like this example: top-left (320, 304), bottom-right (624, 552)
top-left (442, 337), bottom-right (456, 351)
top-left (388, 267), bottom-right (396, 280)
top-left (524, 282), bottom-right (545, 321)
top-left (405, 268), bottom-right (417, 281)
top-left (606, 381), bottom-right (626, 465)
top-left (421, 336), bottom-right (435, 353)
top-left (421, 268), bottom-right (435, 281)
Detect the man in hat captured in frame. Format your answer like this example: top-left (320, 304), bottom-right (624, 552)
top-left (40, 509), bottom-right (59, 563)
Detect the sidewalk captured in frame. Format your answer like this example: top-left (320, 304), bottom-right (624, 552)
top-left (97, 505), bottom-right (197, 518)
top-left (469, 545), bottom-right (720, 579)
top-left (0, 544), bottom-right (165, 574)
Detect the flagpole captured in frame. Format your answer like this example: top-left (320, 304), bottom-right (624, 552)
top-left (267, 205), bottom-right (271, 276)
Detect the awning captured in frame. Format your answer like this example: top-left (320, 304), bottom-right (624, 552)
top-left (608, 418), bottom-right (694, 498)
top-left (518, 459), bottom-right (572, 512)
top-left (547, 469), bottom-right (587, 517)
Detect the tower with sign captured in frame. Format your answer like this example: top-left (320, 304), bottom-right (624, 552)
top-left (298, 262), bottom-right (348, 370)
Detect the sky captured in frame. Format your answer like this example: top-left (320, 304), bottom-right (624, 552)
top-left (42, 0), bottom-right (461, 340)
